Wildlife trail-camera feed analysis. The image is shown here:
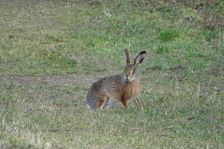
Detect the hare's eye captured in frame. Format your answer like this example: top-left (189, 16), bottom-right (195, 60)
top-left (132, 70), bottom-right (135, 75)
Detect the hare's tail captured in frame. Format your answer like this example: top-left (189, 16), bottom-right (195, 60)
top-left (86, 98), bottom-right (92, 109)
top-left (86, 103), bottom-right (91, 109)
top-left (86, 94), bottom-right (96, 110)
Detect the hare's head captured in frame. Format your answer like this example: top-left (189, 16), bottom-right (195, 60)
top-left (124, 48), bottom-right (146, 81)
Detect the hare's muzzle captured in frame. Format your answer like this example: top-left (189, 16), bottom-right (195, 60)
top-left (124, 75), bottom-right (132, 82)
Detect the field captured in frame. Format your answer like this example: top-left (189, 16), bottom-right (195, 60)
top-left (0, 0), bottom-right (224, 148)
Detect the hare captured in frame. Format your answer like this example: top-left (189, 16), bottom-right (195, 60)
top-left (86, 48), bottom-right (146, 110)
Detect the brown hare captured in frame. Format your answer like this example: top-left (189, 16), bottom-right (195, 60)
top-left (86, 48), bottom-right (146, 110)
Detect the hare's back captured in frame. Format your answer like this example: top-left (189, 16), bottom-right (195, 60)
top-left (100, 74), bottom-right (125, 91)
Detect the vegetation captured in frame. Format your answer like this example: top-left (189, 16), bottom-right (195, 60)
top-left (0, 0), bottom-right (223, 148)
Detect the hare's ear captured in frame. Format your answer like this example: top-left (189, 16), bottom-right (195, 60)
top-left (125, 48), bottom-right (131, 65)
top-left (134, 51), bottom-right (146, 66)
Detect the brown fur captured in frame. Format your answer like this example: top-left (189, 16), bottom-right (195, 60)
top-left (86, 49), bottom-right (146, 110)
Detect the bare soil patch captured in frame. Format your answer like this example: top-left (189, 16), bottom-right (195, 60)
top-left (1, 74), bottom-right (101, 88)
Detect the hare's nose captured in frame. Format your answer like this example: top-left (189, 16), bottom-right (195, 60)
top-left (124, 75), bottom-right (128, 80)
top-left (124, 75), bottom-right (131, 81)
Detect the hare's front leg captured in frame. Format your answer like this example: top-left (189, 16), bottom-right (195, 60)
top-left (134, 98), bottom-right (144, 110)
top-left (120, 99), bottom-right (128, 109)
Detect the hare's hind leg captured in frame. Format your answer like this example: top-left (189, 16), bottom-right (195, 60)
top-left (96, 96), bottom-right (109, 110)
top-left (100, 96), bottom-right (109, 110)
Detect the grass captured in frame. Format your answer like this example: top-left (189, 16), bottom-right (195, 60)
top-left (0, 0), bottom-right (224, 148)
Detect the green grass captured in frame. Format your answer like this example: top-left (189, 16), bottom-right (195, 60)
top-left (0, 0), bottom-right (224, 148)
